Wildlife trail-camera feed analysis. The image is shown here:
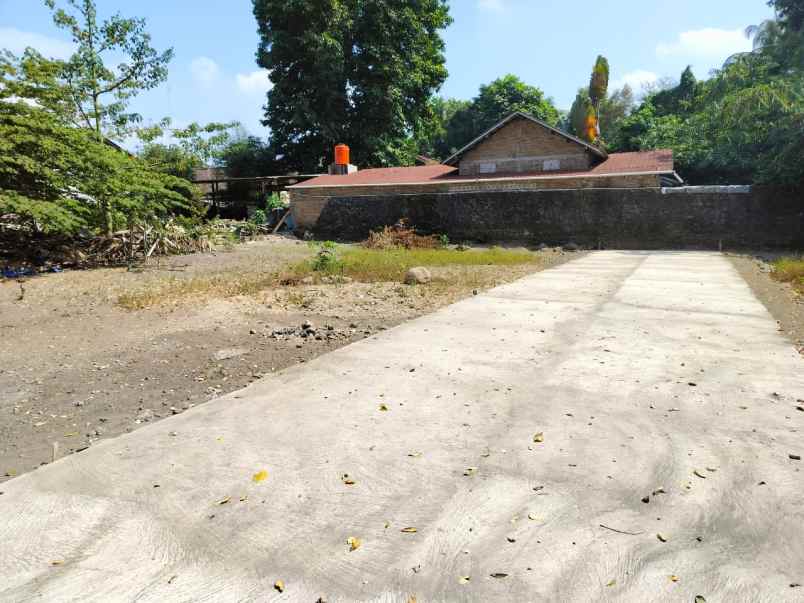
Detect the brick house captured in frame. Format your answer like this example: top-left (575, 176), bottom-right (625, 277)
top-left (288, 112), bottom-right (682, 230)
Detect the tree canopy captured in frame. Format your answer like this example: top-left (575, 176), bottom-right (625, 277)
top-left (253, 0), bottom-right (452, 171)
top-left (611, 15), bottom-right (804, 186)
top-left (422, 75), bottom-right (560, 160)
top-left (0, 95), bottom-right (194, 236)
top-left (44, 0), bottom-right (173, 141)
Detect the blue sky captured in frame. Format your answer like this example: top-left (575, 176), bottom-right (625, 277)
top-left (1, 0), bottom-right (775, 140)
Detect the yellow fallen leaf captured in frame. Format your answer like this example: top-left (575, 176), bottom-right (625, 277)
top-left (527, 513), bottom-right (540, 521)
top-left (606, 579), bottom-right (616, 587)
top-left (459, 576), bottom-right (471, 584)
top-left (670, 575), bottom-right (679, 582)
top-left (347, 536), bottom-right (361, 551)
top-left (401, 527), bottom-right (418, 533)
top-left (50, 560), bottom-right (64, 567)
top-left (533, 432), bottom-right (545, 443)
top-left (252, 470), bottom-right (268, 483)
top-left (217, 496), bottom-right (231, 505)
top-left (274, 579), bottom-right (284, 592)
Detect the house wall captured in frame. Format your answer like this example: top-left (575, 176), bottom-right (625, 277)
top-left (458, 118), bottom-right (594, 176)
top-left (297, 187), bottom-right (803, 249)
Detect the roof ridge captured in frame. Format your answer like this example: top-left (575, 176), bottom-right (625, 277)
top-left (442, 111), bottom-right (607, 166)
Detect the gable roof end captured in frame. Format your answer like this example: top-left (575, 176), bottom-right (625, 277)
top-left (442, 111), bottom-right (607, 166)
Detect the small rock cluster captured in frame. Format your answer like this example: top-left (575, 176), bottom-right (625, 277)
top-left (270, 321), bottom-right (356, 342)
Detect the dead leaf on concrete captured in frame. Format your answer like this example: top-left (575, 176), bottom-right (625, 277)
top-left (252, 470), bottom-right (268, 483)
top-left (695, 597), bottom-right (707, 603)
top-left (657, 533), bottom-right (668, 542)
top-left (606, 579), bottom-right (616, 587)
top-left (463, 467), bottom-right (477, 476)
top-left (50, 560), bottom-right (64, 566)
top-left (693, 470), bottom-right (707, 479)
top-left (342, 474), bottom-right (356, 485)
top-left (533, 432), bottom-right (545, 443)
top-left (347, 536), bottom-right (361, 551)
top-left (401, 527), bottom-right (418, 533)
top-left (379, 403), bottom-right (389, 412)
top-left (670, 575), bottom-right (679, 582)
top-left (527, 513), bottom-right (539, 521)
top-left (459, 576), bottom-right (471, 584)
top-left (217, 496), bottom-right (231, 505)
top-left (274, 579), bottom-right (285, 592)
top-left (490, 573), bottom-right (509, 579)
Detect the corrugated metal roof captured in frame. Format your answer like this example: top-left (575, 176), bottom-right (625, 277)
top-left (290, 150), bottom-right (675, 189)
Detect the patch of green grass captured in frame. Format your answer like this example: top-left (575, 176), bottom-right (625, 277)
top-left (772, 257), bottom-right (804, 293)
top-left (290, 246), bottom-right (539, 283)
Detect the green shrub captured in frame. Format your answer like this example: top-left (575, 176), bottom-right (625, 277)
top-left (310, 241), bottom-right (342, 272)
top-left (266, 192), bottom-right (285, 211)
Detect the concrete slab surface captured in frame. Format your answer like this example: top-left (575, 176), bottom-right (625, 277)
top-left (1, 251), bottom-right (803, 602)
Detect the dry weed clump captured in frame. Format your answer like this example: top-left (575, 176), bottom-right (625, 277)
top-left (363, 220), bottom-right (441, 250)
top-left (772, 257), bottom-right (804, 294)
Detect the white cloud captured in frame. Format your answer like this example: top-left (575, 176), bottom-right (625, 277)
top-left (236, 69), bottom-right (272, 95)
top-left (478, 0), bottom-right (506, 11)
top-left (656, 28), bottom-right (752, 61)
top-left (611, 70), bottom-right (659, 91)
top-left (190, 56), bottom-right (220, 86)
top-left (0, 27), bottom-right (74, 59)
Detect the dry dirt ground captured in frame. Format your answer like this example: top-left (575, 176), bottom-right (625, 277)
top-left (728, 253), bottom-right (804, 354)
top-left (0, 237), bottom-right (575, 481)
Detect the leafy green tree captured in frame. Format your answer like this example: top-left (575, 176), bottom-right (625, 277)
top-left (470, 74), bottom-right (560, 129)
top-left (771, 0), bottom-right (804, 31)
top-left (137, 120), bottom-right (241, 177)
top-left (612, 44), bottom-right (804, 187)
top-left (567, 89), bottom-right (596, 142)
top-left (0, 98), bottom-right (194, 236)
top-left (219, 136), bottom-right (284, 178)
top-left (588, 55), bottom-right (609, 137)
top-left (44, 0), bottom-right (173, 141)
top-left (424, 75), bottom-right (560, 159)
top-left (1, 50), bottom-right (196, 238)
top-left (37, 0), bottom-right (173, 233)
top-left (138, 143), bottom-right (203, 181)
top-left (598, 84), bottom-right (635, 143)
top-left (253, 0), bottom-right (452, 171)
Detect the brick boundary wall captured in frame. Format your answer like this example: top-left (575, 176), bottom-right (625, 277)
top-left (306, 187), bottom-right (804, 249)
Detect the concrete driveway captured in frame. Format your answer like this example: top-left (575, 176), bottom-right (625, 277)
top-left (1, 251), bottom-right (802, 602)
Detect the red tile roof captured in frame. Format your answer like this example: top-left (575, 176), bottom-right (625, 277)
top-left (291, 150), bottom-right (675, 188)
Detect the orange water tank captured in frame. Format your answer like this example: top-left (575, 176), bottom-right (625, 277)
top-left (334, 143), bottom-right (350, 166)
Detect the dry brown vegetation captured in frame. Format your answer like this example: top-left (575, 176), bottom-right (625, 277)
top-left (772, 257), bottom-right (804, 295)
